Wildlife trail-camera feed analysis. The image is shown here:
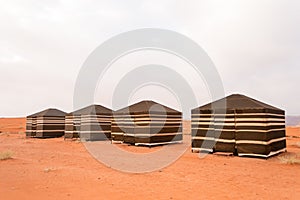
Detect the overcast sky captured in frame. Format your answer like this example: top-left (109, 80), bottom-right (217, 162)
top-left (0, 0), bottom-right (300, 117)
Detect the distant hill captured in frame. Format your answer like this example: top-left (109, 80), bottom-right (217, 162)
top-left (286, 116), bottom-right (300, 126)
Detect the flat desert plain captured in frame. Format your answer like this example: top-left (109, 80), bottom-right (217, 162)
top-left (0, 118), bottom-right (300, 200)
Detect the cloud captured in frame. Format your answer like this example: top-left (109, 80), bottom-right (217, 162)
top-left (0, 0), bottom-right (299, 116)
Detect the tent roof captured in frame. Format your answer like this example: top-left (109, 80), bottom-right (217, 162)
top-left (28, 108), bottom-right (66, 117)
top-left (193, 94), bottom-right (283, 111)
top-left (115, 100), bottom-right (181, 114)
top-left (69, 104), bottom-right (112, 115)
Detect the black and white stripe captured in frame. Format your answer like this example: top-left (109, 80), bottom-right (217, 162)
top-left (112, 101), bottom-right (183, 146)
top-left (235, 110), bottom-right (286, 157)
top-left (80, 113), bottom-right (112, 141)
top-left (191, 94), bottom-right (286, 158)
top-left (36, 116), bottom-right (66, 138)
top-left (64, 114), bottom-right (80, 139)
top-left (26, 116), bottom-right (36, 137)
top-left (26, 108), bottom-right (66, 138)
top-left (64, 105), bottom-right (112, 141)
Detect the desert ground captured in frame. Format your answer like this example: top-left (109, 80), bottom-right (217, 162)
top-left (0, 118), bottom-right (300, 200)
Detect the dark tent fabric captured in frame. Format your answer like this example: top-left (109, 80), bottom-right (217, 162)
top-left (64, 112), bottom-right (81, 139)
top-left (26, 113), bottom-right (38, 137)
top-left (112, 100), bottom-right (182, 146)
top-left (79, 105), bottom-right (112, 141)
top-left (65, 105), bottom-right (112, 141)
top-left (191, 94), bottom-right (286, 158)
top-left (27, 108), bottom-right (66, 138)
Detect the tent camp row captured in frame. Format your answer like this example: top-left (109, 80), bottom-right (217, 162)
top-left (26, 101), bottom-right (183, 146)
top-left (26, 105), bottom-right (112, 141)
top-left (26, 94), bottom-right (287, 158)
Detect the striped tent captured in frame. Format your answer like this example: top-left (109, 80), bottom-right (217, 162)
top-left (64, 112), bottom-right (80, 139)
top-left (112, 100), bottom-right (182, 146)
top-left (26, 113), bottom-right (38, 137)
top-left (191, 94), bottom-right (286, 158)
top-left (72, 105), bottom-right (112, 141)
top-left (33, 108), bottom-right (66, 138)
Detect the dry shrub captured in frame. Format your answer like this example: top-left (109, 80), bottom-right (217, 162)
top-left (278, 154), bottom-right (300, 165)
top-left (44, 167), bottom-right (56, 173)
top-left (290, 142), bottom-right (300, 148)
top-left (296, 142), bottom-right (300, 148)
top-left (0, 151), bottom-right (14, 160)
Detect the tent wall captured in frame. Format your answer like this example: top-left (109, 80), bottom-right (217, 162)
top-left (80, 113), bottom-right (111, 141)
top-left (74, 115), bottom-right (81, 138)
top-left (26, 117), bottom-right (33, 137)
top-left (235, 109), bottom-right (286, 157)
top-left (36, 116), bottom-right (65, 138)
top-left (111, 114), bottom-right (125, 142)
top-left (133, 113), bottom-right (182, 145)
top-left (192, 108), bottom-right (286, 158)
top-left (64, 115), bottom-right (78, 139)
top-left (64, 115), bottom-right (82, 139)
top-left (191, 110), bottom-right (215, 152)
top-left (32, 117), bottom-right (37, 136)
top-left (214, 110), bottom-right (236, 153)
top-left (26, 116), bottom-right (37, 137)
top-left (112, 112), bottom-right (183, 146)
top-left (192, 109), bottom-right (236, 153)
top-left (122, 114), bottom-right (135, 144)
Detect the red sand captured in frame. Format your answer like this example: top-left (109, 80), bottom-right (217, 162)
top-left (0, 118), bottom-right (25, 133)
top-left (0, 119), bottom-right (300, 199)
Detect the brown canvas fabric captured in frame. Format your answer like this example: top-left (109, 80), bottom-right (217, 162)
top-left (27, 109), bottom-right (67, 138)
top-left (65, 105), bottom-right (112, 141)
top-left (191, 94), bottom-right (286, 158)
top-left (112, 101), bottom-right (182, 146)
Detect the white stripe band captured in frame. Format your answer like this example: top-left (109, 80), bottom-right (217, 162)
top-left (236, 137), bottom-right (286, 145)
top-left (238, 148), bottom-right (286, 158)
top-left (192, 136), bottom-right (235, 143)
top-left (124, 133), bottom-right (182, 137)
top-left (191, 147), bottom-right (214, 152)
